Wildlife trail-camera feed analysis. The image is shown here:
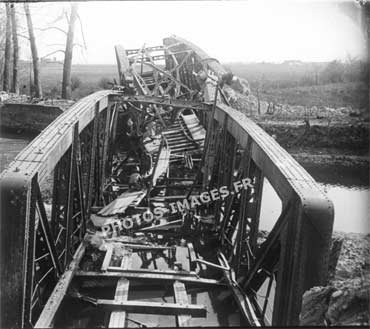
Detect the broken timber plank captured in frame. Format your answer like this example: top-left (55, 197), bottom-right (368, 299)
top-left (115, 45), bottom-right (132, 84)
top-left (181, 113), bottom-right (206, 142)
top-left (107, 266), bottom-right (198, 277)
top-left (96, 299), bottom-right (206, 317)
top-left (109, 279), bottom-right (129, 327)
top-left (117, 95), bottom-right (209, 111)
top-left (105, 236), bottom-right (150, 245)
top-left (153, 184), bottom-right (202, 189)
top-left (75, 271), bottom-right (224, 286)
top-left (173, 281), bottom-right (192, 326)
top-left (176, 246), bottom-right (190, 272)
top-left (138, 219), bottom-right (182, 232)
top-left (120, 250), bottom-right (133, 269)
top-left (166, 178), bottom-right (196, 181)
top-left (101, 244), bottom-right (114, 271)
top-left (35, 241), bottom-right (86, 328)
top-left (187, 243), bottom-right (197, 271)
top-left (109, 251), bottom-right (132, 328)
top-left (110, 244), bottom-right (176, 251)
top-left (149, 195), bottom-right (189, 201)
top-left (98, 190), bottom-right (147, 217)
top-left (152, 146), bottom-right (171, 186)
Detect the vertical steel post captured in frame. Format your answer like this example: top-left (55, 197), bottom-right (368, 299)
top-left (64, 124), bottom-right (78, 265)
top-left (100, 105), bottom-right (112, 205)
top-left (86, 103), bottom-right (100, 218)
top-left (22, 174), bottom-right (38, 327)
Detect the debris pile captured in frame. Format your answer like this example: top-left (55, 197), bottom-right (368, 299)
top-left (223, 84), bottom-right (258, 115)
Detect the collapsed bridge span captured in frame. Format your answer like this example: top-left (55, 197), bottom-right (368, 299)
top-left (0, 36), bottom-right (334, 328)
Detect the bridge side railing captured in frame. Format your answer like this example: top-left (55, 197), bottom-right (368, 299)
top-left (0, 90), bottom-right (119, 328)
top-left (164, 36), bottom-right (334, 326)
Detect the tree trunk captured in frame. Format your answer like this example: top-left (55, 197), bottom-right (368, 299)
top-left (10, 4), bottom-right (19, 94)
top-left (256, 87), bottom-right (261, 115)
top-left (24, 3), bottom-right (42, 98)
top-left (62, 3), bottom-right (78, 100)
top-left (3, 3), bottom-right (11, 92)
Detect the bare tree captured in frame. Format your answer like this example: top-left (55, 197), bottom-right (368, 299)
top-left (0, 9), bottom-right (5, 75)
top-left (2, 3), bottom-right (11, 92)
top-left (24, 3), bottom-right (42, 98)
top-left (10, 4), bottom-right (19, 94)
top-left (34, 4), bottom-right (86, 99)
top-left (62, 3), bottom-right (78, 99)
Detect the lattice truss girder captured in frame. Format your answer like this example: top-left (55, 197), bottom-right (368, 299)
top-left (197, 112), bottom-right (280, 325)
top-left (20, 104), bottom-right (119, 326)
top-left (126, 44), bottom-right (202, 98)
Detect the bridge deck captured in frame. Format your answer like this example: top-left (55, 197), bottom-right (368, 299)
top-left (0, 36), bottom-right (333, 328)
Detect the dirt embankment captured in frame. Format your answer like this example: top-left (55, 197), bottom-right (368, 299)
top-left (0, 99), bottom-right (75, 135)
top-left (258, 120), bottom-right (369, 166)
top-left (0, 103), bottom-right (63, 135)
top-left (224, 83), bottom-right (369, 166)
top-left (300, 232), bottom-right (370, 326)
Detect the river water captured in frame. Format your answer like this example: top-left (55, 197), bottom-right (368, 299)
top-left (259, 163), bottom-right (369, 234)
top-left (0, 134), bottom-right (368, 234)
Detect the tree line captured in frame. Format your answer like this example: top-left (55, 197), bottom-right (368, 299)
top-left (0, 2), bottom-right (80, 100)
top-left (225, 59), bottom-right (368, 91)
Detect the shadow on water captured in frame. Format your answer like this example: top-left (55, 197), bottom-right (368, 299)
top-left (303, 163), bottom-right (369, 234)
top-left (302, 163), bottom-right (369, 188)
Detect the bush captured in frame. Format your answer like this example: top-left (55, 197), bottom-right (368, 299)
top-left (71, 76), bottom-right (82, 91)
top-left (49, 85), bottom-right (60, 98)
top-left (98, 77), bottom-right (111, 89)
top-left (322, 61), bottom-right (345, 84)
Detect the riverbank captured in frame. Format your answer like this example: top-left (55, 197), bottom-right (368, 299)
top-left (300, 231), bottom-right (370, 326)
top-left (291, 150), bottom-right (369, 167)
top-left (0, 99), bottom-right (73, 136)
top-left (224, 83), bottom-right (369, 167)
top-left (256, 119), bottom-right (369, 164)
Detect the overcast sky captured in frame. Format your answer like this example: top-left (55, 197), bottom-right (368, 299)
top-left (19, 0), bottom-right (367, 64)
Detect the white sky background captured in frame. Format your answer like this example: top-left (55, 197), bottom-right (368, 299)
top-left (19, 0), bottom-right (367, 64)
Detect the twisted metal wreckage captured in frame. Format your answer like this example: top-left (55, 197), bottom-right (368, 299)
top-left (0, 36), bottom-right (334, 328)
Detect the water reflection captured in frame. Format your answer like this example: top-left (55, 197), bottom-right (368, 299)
top-left (319, 184), bottom-right (369, 233)
top-left (259, 179), bottom-right (282, 232)
top-left (259, 164), bottom-right (369, 234)
top-left (0, 135), bottom-right (32, 172)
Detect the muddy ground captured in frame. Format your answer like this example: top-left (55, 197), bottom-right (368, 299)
top-left (300, 232), bottom-right (370, 326)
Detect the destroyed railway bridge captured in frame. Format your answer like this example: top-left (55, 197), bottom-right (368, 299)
top-left (0, 36), bottom-right (334, 328)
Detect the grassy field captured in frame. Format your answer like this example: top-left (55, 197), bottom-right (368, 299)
top-left (225, 61), bottom-right (368, 109)
top-left (15, 60), bottom-right (368, 110)
top-left (17, 62), bottom-right (118, 99)
top-left (257, 81), bottom-right (368, 109)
